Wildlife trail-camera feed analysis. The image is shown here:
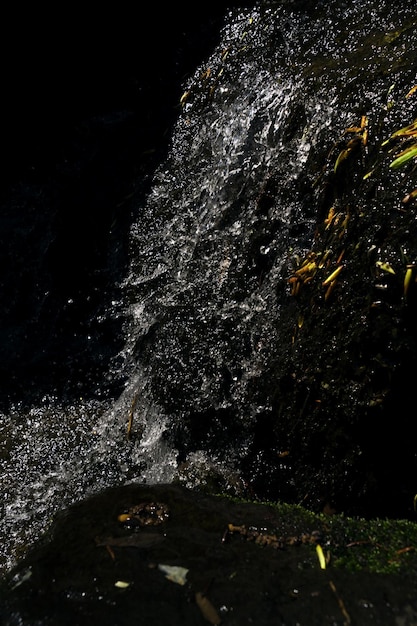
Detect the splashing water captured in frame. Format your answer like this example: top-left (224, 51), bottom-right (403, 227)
top-left (1, 0), bottom-right (416, 575)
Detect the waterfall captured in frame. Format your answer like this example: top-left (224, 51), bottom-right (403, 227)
top-left (1, 0), bottom-right (416, 575)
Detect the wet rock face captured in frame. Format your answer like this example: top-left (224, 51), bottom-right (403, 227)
top-left (125, 1), bottom-right (417, 518)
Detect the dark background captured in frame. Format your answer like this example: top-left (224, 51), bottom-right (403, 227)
top-left (0, 5), bottom-right (236, 404)
top-left (1, 6), bottom-right (230, 178)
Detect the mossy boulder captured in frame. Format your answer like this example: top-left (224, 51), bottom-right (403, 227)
top-left (2, 484), bottom-right (417, 625)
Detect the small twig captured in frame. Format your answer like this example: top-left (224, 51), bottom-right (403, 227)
top-left (345, 539), bottom-right (384, 549)
top-left (329, 579), bottom-right (351, 625)
top-left (105, 544), bottom-right (116, 561)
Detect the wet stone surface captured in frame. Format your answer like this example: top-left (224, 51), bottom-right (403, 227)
top-left (1, 484), bottom-right (417, 625)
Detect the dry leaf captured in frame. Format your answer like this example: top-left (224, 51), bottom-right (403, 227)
top-left (195, 591), bottom-right (221, 625)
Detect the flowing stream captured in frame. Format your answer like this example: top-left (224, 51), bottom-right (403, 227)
top-left (1, 0), bottom-right (416, 575)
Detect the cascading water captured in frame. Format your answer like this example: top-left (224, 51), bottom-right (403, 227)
top-left (1, 0), bottom-right (417, 577)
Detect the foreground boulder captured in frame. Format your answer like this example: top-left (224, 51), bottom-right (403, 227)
top-left (2, 484), bottom-right (417, 625)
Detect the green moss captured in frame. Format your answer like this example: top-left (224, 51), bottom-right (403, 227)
top-left (215, 492), bottom-right (417, 577)
top-left (324, 515), bottom-right (417, 576)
